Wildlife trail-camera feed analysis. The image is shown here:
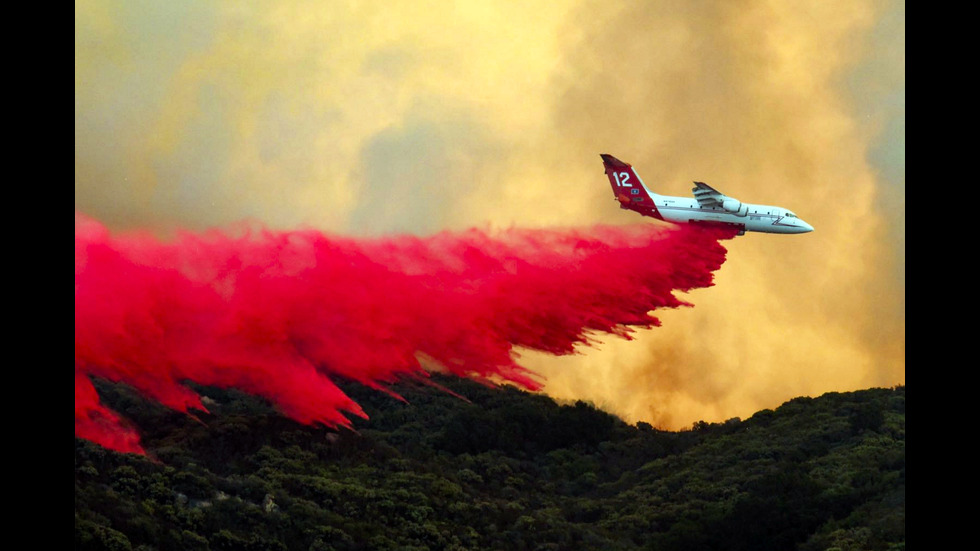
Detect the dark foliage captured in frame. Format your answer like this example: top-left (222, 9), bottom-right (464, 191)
top-left (76, 378), bottom-right (905, 550)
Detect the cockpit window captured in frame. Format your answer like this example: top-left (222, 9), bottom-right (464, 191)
top-left (785, 212), bottom-right (797, 218)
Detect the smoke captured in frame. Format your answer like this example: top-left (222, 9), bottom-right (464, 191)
top-left (75, 0), bottom-right (904, 432)
top-left (75, 213), bottom-right (734, 453)
top-left (517, 0), bottom-right (905, 428)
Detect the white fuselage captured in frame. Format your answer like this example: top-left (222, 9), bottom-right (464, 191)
top-left (652, 194), bottom-right (814, 234)
top-left (600, 153), bottom-right (813, 235)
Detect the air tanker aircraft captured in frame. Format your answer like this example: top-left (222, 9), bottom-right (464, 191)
top-left (601, 154), bottom-right (813, 235)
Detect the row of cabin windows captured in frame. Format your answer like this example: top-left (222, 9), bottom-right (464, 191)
top-left (704, 205), bottom-right (796, 218)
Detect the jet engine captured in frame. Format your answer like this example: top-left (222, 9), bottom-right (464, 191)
top-left (722, 199), bottom-right (741, 212)
top-left (722, 199), bottom-right (748, 217)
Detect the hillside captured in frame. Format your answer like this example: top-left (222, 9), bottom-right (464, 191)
top-left (75, 378), bottom-right (905, 550)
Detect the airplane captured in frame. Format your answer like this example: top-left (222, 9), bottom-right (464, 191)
top-left (600, 154), bottom-right (813, 235)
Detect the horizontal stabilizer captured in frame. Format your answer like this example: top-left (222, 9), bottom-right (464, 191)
top-left (600, 154), bottom-right (631, 169)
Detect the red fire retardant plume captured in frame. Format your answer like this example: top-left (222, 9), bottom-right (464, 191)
top-left (75, 213), bottom-right (735, 454)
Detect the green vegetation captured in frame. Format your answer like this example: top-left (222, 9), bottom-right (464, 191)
top-left (76, 378), bottom-right (905, 550)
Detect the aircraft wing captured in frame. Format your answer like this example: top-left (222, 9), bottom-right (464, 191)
top-left (691, 181), bottom-right (731, 208)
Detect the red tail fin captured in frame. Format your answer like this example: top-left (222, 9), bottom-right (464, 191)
top-left (600, 154), bottom-right (663, 220)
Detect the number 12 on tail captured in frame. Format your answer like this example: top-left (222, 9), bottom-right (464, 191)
top-left (613, 172), bottom-right (632, 187)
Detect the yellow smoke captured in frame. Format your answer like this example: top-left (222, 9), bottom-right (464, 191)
top-left (75, 0), bottom-right (904, 429)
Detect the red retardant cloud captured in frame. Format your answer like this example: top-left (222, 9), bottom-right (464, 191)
top-left (75, 213), bottom-right (735, 454)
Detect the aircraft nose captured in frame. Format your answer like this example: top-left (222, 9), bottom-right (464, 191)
top-left (800, 220), bottom-right (814, 233)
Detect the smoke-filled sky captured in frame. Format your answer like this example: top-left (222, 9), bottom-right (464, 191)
top-left (75, 0), bottom-right (904, 429)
